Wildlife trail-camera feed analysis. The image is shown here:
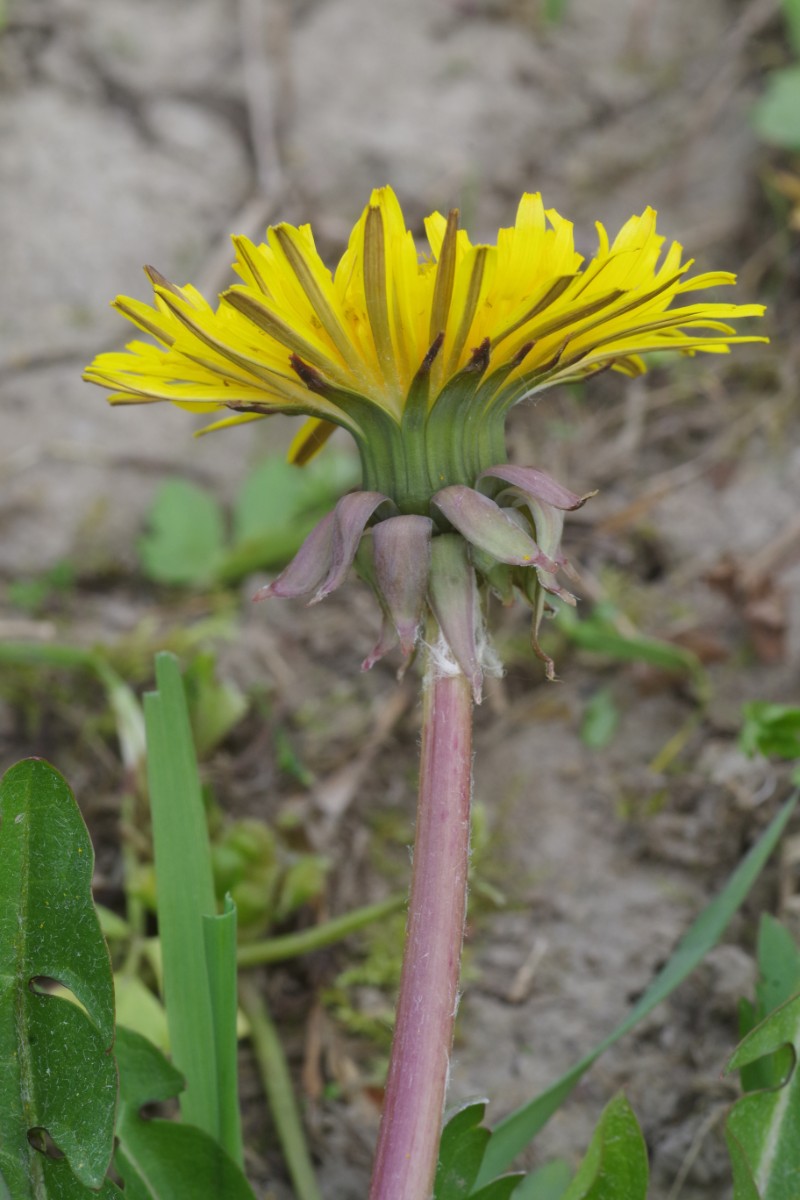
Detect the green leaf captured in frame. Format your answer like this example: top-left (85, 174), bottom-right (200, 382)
top-left (740, 703), bottom-right (800, 762)
top-left (560, 1095), bottom-right (648, 1200)
top-left (114, 1027), bottom-right (257, 1200)
top-left (738, 918), bottom-right (800, 1093)
top-left (184, 652), bottom-right (248, 757)
top-left (114, 974), bottom-right (170, 1054)
top-left (469, 1176), bottom-right (525, 1200)
top-left (580, 688), bottom-right (620, 749)
top-left (138, 480), bottom-right (225, 586)
top-left (218, 453), bottom-right (358, 584)
top-left (474, 793), bottom-right (798, 1186)
top-left (511, 1160), bottom-right (572, 1200)
top-left (753, 67), bottom-right (800, 150)
top-left (542, 0), bottom-right (568, 23)
top-left (0, 760), bottom-right (118, 1196)
top-left (230, 457), bottom-right (319, 547)
top-left (275, 855), bottom-right (329, 922)
top-left (726, 1131), bottom-right (763, 1200)
top-left (6, 1160), bottom-right (122, 1199)
top-left (144, 653), bottom-right (219, 1138)
top-left (435, 1102), bottom-right (524, 1200)
top-left (756, 915), bottom-right (800, 1020)
top-left (725, 993), bottom-right (800, 1198)
top-left (435, 1101), bottom-right (492, 1199)
top-left (783, 0), bottom-right (800, 56)
top-left (557, 604), bottom-right (705, 691)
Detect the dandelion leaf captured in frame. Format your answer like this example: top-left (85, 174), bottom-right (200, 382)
top-left (560, 1094), bottom-right (648, 1200)
top-left (0, 758), bottom-right (119, 1197)
top-left (726, 993), bottom-right (800, 1199)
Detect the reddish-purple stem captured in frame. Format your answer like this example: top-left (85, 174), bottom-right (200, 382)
top-left (369, 664), bottom-right (473, 1200)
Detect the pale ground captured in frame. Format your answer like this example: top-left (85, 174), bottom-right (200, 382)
top-left (2, 1), bottom-right (799, 1197)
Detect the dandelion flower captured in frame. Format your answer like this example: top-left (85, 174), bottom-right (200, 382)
top-left (85, 187), bottom-right (765, 685)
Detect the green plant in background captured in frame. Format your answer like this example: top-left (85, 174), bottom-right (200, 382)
top-left (725, 914), bottom-right (800, 1199)
top-left (0, 640), bottom-right (414, 1198)
top-left (752, 0), bottom-right (800, 151)
top-left (3, 748), bottom-right (795, 1197)
top-left (80, 182), bottom-right (769, 1200)
top-left (541, 0), bottom-right (569, 26)
top-left (556, 599), bottom-right (708, 756)
top-left (740, 701), bottom-right (800, 783)
top-left (138, 452), bottom-right (357, 588)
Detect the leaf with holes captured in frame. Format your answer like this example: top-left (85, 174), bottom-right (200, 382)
top-left (0, 758), bottom-right (120, 1197)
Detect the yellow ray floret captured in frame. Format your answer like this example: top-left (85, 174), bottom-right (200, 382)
top-left (84, 186), bottom-right (766, 459)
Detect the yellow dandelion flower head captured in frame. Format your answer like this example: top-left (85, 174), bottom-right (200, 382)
top-left (85, 185), bottom-right (765, 507)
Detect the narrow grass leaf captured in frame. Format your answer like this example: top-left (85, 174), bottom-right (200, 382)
top-left (239, 978), bottom-right (322, 1200)
top-left (203, 896), bottom-right (243, 1168)
top-left (475, 793), bottom-right (797, 1186)
top-left (144, 653), bottom-right (219, 1138)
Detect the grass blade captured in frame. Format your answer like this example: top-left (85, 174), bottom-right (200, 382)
top-left (144, 652), bottom-right (218, 1139)
top-left (203, 896), bottom-right (244, 1168)
top-left (239, 978), bottom-right (322, 1200)
top-left (475, 793), bottom-right (798, 1187)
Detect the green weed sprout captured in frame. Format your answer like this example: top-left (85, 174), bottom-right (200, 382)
top-left (85, 186), bottom-right (765, 1200)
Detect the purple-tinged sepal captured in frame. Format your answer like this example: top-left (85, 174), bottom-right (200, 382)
top-left (373, 516), bottom-right (433, 659)
top-left (253, 510), bottom-right (336, 602)
top-left (432, 485), bottom-right (557, 570)
top-left (516, 563), bottom-right (560, 681)
top-left (254, 489), bottom-right (394, 606)
top-left (312, 490), bottom-right (395, 603)
top-left (477, 464), bottom-right (594, 511)
top-left (353, 535), bottom-right (401, 671)
top-left (428, 535), bottom-right (484, 701)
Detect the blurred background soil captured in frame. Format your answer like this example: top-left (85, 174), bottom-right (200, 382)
top-left (2, 0), bottom-right (800, 1197)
